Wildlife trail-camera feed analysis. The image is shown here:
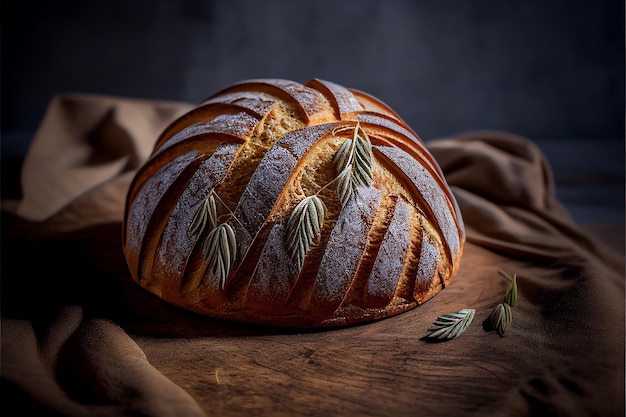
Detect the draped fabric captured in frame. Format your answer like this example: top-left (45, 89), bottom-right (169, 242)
top-left (2, 94), bottom-right (623, 417)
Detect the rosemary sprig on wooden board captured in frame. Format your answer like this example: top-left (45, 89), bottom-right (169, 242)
top-left (423, 270), bottom-right (519, 341)
top-left (425, 308), bottom-right (475, 340)
top-left (489, 270), bottom-right (518, 336)
top-left (489, 302), bottom-right (513, 336)
top-left (502, 271), bottom-right (518, 307)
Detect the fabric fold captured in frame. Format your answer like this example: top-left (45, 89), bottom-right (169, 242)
top-left (2, 307), bottom-right (207, 417)
top-left (428, 131), bottom-right (624, 269)
top-left (14, 93), bottom-right (193, 222)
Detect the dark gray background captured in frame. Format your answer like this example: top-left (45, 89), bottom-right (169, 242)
top-left (1, 0), bottom-right (624, 225)
top-left (2, 0), bottom-right (624, 140)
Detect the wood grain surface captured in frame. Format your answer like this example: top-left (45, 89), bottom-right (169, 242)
top-left (130, 242), bottom-right (623, 417)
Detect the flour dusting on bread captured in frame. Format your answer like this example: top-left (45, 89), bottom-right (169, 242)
top-left (122, 78), bottom-right (465, 327)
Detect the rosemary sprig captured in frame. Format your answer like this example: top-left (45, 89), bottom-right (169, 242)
top-left (425, 308), bottom-right (475, 340)
top-left (188, 189), bottom-right (240, 290)
top-left (332, 123), bottom-right (374, 206)
top-left (202, 222), bottom-right (237, 290)
top-left (189, 191), bottom-right (219, 240)
top-left (489, 270), bottom-right (518, 336)
top-left (501, 272), bottom-right (517, 307)
top-left (285, 195), bottom-right (326, 270)
top-left (489, 302), bottom-right (512, 336)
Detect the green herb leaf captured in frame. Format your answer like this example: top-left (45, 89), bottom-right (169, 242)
top-left (490, 303), bottom-right (512, 337)
top-left (189, 190), bottom-right (219, 239)
top-left (285, 195), bottom-right (326, 270)
top-left (426, 308), bottom-right (475, 340)
top-left (335, 165), bottom-right (354, 206)
top-left (503, 273), bottom-right (517, 307)
top-left (332, 125), bottom-right (374, 206)
top-left (202, 222), bottom-right (237, 289)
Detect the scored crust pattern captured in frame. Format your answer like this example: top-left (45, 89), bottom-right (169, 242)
top-left (122, 78), bottom-right (465, 328)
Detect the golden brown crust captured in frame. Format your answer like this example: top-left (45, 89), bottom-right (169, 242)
top-left (122, 78), bottom-right (465, 328)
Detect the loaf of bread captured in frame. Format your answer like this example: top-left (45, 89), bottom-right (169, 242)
top-left (122, 78), bottom-right (465, 328)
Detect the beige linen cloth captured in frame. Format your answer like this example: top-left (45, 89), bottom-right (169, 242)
top-left (1, 94), bottom-right (624, 417)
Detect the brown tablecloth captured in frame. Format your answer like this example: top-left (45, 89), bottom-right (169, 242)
top-left (2, 94), bottom-right (623, 417)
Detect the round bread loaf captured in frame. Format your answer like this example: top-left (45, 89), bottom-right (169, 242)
top-left (122, 78), bottom-right (465, 328)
